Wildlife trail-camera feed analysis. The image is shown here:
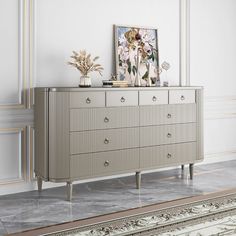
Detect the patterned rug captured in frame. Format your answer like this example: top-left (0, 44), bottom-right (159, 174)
top-left (10, 189), bottom-right (236, 236)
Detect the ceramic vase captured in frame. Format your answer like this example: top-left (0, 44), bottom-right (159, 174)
top-left (79, 75), bottom-right (91, 87)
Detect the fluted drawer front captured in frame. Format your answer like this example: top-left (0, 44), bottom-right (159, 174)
top-left (140, 104), bottom-right (196, 126)
top-left (139, 90), bottom-right (168, 105)
top-left (140, 123), bottom-right (196, 147)
top-left (70, 127), bottom-right (139, 154)
top-left (106, 91), bottom-right (138, 107)
top-left (169, 90), bottom-right (195, 104)
top-left (70, 92), bottom-right (105, 108)
top-left (70, 149), bottom-right (139, 178)
top-left (140, 142), bottom-right (196, 168)
top-left (70, 107), bottom-right (139, 131)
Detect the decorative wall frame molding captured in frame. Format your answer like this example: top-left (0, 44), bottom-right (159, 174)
top-left (179, 0), bottom-right (190, 86)
top-left (0, 127), bottom-right (27, 185)
top-left (0, 0), bottom-right (28, 109)
top-left (28, 125), bottom-right (35, 180)
top-left (204, 96), bottom-right (236, 120)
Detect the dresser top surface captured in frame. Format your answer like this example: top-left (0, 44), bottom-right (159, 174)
top-left (35, 86), bottom-right (203, 92)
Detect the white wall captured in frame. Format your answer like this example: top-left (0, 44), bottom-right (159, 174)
top-left (0, 0), bottom-right (236, 195)
top-left (190, 0), bottom-right (236, 160)
top-left (35, 0), bottom-right (180, 87)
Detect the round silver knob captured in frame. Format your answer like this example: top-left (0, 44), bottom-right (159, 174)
top-left (120, 97), bottom-right (126, 103)
top-left (167, 113), bottom-right (172, 119)
top-left (86, 97), bottom-right (91, 104)
top-left (104, 160), bottom-right (109, 167)
top-left (167, 133), bottom-right (172, 138)
top-left (152, 96), bottom-right (157, 102)
top-left (181, 95), bottom-right (185, 101)
top-left (167, 153), bottom-right (172, 158)
top-left (104, 138), bottom-right (109, 144)
top-left (104, 117), bottom-right (109, 123)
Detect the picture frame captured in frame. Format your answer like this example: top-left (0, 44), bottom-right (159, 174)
top-left (114, 25), bottom-right (159, 86)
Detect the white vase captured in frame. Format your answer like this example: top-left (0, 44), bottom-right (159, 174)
top-left (79, 75), bottom-right (91, 87)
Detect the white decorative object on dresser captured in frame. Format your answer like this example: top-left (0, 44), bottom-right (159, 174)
top-left (34, 87), bottom-right (203, 201)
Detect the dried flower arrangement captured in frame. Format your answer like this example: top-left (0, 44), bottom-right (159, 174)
top-left (68, 50), bottom-right (104, 76)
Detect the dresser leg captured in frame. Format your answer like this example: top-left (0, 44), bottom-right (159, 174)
top-left (37, 176), bottom-right (42, 192)
top-left (189, 164), bottom-right (194, 180)
top-left (181, 165), bottom-right (184, 170)
top-left (135, 172), bottom-right (141, 189)
top-left (66, 181), bottom-right (73, 201)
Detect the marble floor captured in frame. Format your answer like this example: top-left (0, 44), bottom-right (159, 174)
top-left (1, 160), bottom-right (236, 235)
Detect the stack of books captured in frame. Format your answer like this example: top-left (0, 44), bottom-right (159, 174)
top-left (102, 80), bottom-right (129, 87)
top-left (112, 80), bottom-right (129, 87)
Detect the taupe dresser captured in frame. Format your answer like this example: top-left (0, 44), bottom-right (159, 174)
top-left (34, 87), bottom-right (203, 201)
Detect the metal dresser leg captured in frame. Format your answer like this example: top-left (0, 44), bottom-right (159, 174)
top-left (135, 171), bottom-right (141, 189)
top-left (189, 163), bottom-right (194, 180)
top-left (37, 176), bottom-right (42, 192)
top-left (66, 181), bottom-right (73, 201)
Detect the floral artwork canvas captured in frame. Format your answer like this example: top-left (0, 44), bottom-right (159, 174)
top-left (115, 25), bottom-right (159, 86)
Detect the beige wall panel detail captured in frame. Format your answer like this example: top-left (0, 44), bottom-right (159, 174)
top-left (140, 123), bottom-right (196, 147)
top-left (106, 91), bottom-right (138, 107)
top-left (34, 91), bottom-right (48, 179)
top-left (196, 89), bottom-right (204, 160)
top-left (0, 128), bottom-right (26, 184)
top-left (70, 91), bottom-right (105, 108)
top-left (140, 104), bottom-right (196, 126)
top-left (70, 127), bottom-right (139, 154)
top-left (139, 90), bottom-right (168, 105)
top-left (70, 107), bottom-right (139, 131)
top-left (140, 142), bottom-right (197, 168)
top-left (169, 89), bottom-right (196, 104)
top-left (49, 92), bottom-right (70, 179)
top-left (70, 149), bottom-right (139, 179)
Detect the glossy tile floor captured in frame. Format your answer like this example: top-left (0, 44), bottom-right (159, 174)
top-left (1, 160), bottom-right (236, 235)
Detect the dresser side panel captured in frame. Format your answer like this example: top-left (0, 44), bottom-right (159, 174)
top-left (196, 89), bottom-right (204, 160)
top-left (34, 90), bottom-right (49, 179)
top-left (49, 92), bottom-right (70, 179)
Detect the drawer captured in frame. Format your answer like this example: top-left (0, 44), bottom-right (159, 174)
top-left (70, 92), bottom-right (105, 108)
top-left (139, 90), bottom-right (168, 105)
top-left (70, 149), bottom-right (139, 179)
top-left (140, 142), bottom-right (196, 169)
top-left (106, 91), bottom-right (138, 107)
top-left (70, 107), bottom-right (139, 131)
top-left (70, 127), bottom-right (139, 154)
top-left (140, 104), bottom-right (196, 126)
top-left (140, 123), bottom-right (196, 147)
top-left (169, 90), bottom-right (195, 104)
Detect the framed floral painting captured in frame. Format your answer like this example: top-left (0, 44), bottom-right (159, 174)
top-left (114, 25), bottom-right (159, 86)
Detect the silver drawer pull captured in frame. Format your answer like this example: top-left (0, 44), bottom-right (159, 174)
top-left (152, 96), bottom-right (157, 102)
top-left (104, 160), bottom-right (110, 167)
top-left (180, 95), bottom-right (185, 101)
top-left (86, 97), bottom-right (91, 104)
top-left (167, 133), bottom-right (172, 138)
top-left (104, 117), bottom-right (109, 123)
top-left (167, 113), bottom-right (172, 119)
top-left (167, 153), bottom-right (172, 158)
top-left (120, 97), bottom-right (126, 103)
top-left (104, 138), bottom-right (109, 144)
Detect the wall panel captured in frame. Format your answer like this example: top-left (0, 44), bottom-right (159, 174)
top-left (0, 128), bottom-right (26, 184)
top-left (0, 0), bottom-right (26, 107)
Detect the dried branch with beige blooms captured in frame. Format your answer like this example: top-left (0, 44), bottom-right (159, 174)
top-left (68, 50), bottom-right (104, 76)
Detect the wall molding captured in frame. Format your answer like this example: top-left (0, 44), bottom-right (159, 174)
top-left (0, 127), bottom-right (27, 185)
top-left (179, 0), bottom-right (190, 86)
top-left (0, 0), bottom-right (28, 109)
top-left (204, 96), bottom-right (236, 120)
